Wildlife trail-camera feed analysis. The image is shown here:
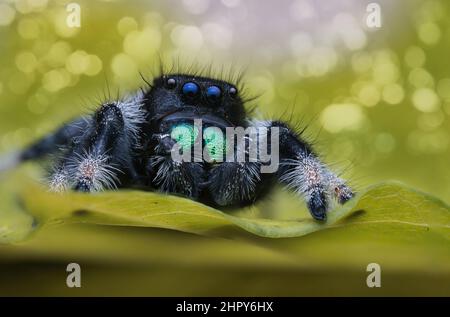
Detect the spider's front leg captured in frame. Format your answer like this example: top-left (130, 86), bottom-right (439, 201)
top-left (271, 121), bottom-right (354, 220)
top-left (206, 120), bottom-right (353, 220)
top-left (50, 94), bottom-right (146, 192)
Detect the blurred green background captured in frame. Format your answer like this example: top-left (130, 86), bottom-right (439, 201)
top-left (0, 0), bottom-right (449, 296)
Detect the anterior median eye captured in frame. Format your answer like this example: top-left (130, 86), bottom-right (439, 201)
top-left (170, 123), bottom-right (199, 152)
top-left (182, 82), bottom-right (200, 98)
top-left (206, 85), bottom-right (222, 101)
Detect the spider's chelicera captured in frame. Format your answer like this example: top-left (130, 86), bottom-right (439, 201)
top-left (8, 73), bottom-right (354, 221)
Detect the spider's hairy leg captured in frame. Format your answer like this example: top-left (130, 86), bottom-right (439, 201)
top-left (0, 118), bottom-right (91, 178)
top-left (266, 120), bottom-right (354, 221)
top-left (58, 103), bottom-right (126, 192)
top-left (0, 117), bottom-right (89, 174)
top-left (50, 93), bottom-right (146, 192)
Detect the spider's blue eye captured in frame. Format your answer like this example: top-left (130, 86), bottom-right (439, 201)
top-left (182, 82), bottom-right (200, 98)
top-left (206, 85), bottom-right (222, 101)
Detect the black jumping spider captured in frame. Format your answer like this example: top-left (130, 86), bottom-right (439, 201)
top-left (8, 72), bottom-right (354, 221)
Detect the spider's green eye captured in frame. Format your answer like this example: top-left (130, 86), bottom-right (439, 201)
top-left (170, 123), bottom-right (199, 152)
top-left (203, 127), bottom-right (227, 162)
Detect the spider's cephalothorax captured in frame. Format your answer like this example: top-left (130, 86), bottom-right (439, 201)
top-left (11, 73), bottom-right (354, 221)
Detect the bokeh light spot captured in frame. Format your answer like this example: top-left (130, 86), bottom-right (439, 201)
top-left (408, 130), bottom-right (449, 154)
top-left (66, 50), bottom-right (90, 75)
top-left (42, 69), bottom-right (71, 92)
top-left (306, 47), bottom-right (338, 77)
top-left (182, 0), bottom-right (210, 15)
top-left (382, 84), bottom-right (405, 105)
top-left (202, 22), bottom-right (233, 49)
top-left (418, 22), bottom-right (441, 46)
top-left (45, 41), bottom-right (72, 67)
top-left (171, 25), bottom-right (203, 51)
top-left (111, 53), bottom-right (139, 85)
top-left (117, 16), bottom-right (138, 36)
top-left (417, 112), bottom-right (444, 131)
top-left (84, 55), bottom-right (103, 76)
top-left (404, 46), bottom-right (426, 68)
top-left (320, 103), bottom-right (367, 133)
top-left (290, 32), bottom-right (313, 57)
top-left (221, 0), bottom-right (241, 8)
top-left (375, 133), bottom-right (396, 153)
top-left (15, 51), bottom-right (38, 73)
top-left (373, 62), bottom-right (400, 85)
top-left (53, 9), bottom-right (79, 38)
top-left (0, 4), bottom-right (16, 26)
top-left (408, 68), bottom-right (434, 88)
top-left (18, 18), bottom-right (40, 39)
top-left (358, 83), bottom-right (380, 107)
top-left (412, 88), bottom-right (440, 112)
top-left (124, 27), bottom-right (161, 62)
top-left (436, 78), bottom-right (450, 102)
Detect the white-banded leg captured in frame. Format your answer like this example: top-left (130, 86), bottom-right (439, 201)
top-left (49, 92), bottom-right (146, 192)
top-left (269, 120), bottom-right (354, 220)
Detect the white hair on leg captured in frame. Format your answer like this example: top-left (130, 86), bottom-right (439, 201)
top-left (49, 165), bottom-right (70, 193)
top-left (280, 151), bottom-right (354, 209)
top-left (323, 170), bottom-right (354, 204)
top-left (116, 91), bottom-right (146, 146)
top-left (68, 151), bottom-right (121, 192)
top-left (150, 154), bottom-right (202, 197)
top-left (280, 153), bottom-right (331, 204)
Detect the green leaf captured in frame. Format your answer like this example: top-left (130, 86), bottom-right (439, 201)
top-left (2, 179), bottom-right (450, 295)
top-left (4, 180), bottom-right (448, 243)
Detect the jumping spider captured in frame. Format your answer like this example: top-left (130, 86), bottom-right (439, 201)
top-left (9, 72), bottom-right (354, 221)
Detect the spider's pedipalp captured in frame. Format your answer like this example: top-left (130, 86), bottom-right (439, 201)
top-left (208, 161), bottom-right (261, 206)
top-left (149, 154), bottom-right (204, 198)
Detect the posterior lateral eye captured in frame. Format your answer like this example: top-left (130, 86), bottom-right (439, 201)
top-left (167, 78), bottom-right (177, 88)
top-left (228, 86), bottom-right (238, 97)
